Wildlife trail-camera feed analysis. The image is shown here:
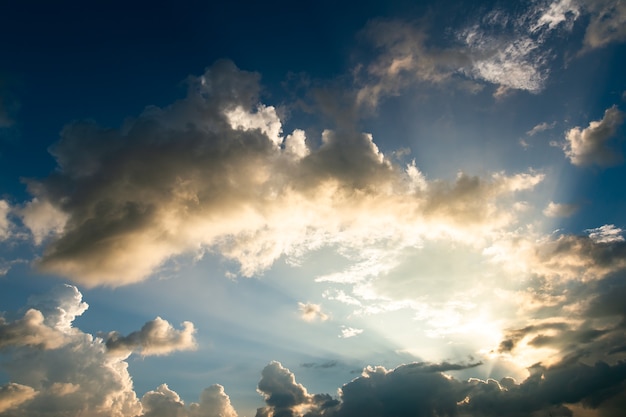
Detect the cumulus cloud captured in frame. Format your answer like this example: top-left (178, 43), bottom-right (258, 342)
top-left (105, 317), bottom-right (196, 357)
top-left (298, 303), bottom-right (329, 322)
top-left (543, 201), bottom-right (578, 217)
top-left (22, 60), bottom-right (543, 287)
top-left (0, 285), bottom-right (200, 417)
top-left (138, 383), bottom-right (238, 417)
top-left (564, 105), bottom-right (625, 166)
top-left (252, 359), bottom-right (626, 417)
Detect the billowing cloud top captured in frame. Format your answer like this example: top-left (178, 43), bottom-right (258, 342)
top-left (23, 60), bottom-right (543, 287)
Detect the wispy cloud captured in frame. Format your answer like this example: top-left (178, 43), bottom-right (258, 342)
top-left (526, 121), bottom-right (556, 136)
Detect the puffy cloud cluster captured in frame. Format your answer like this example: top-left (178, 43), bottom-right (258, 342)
top-left (21, 60), bottom-right (543, 287)
top-left (138, 383), bottom-right (238, 417)
top-left (564, 105), bottom-right (625, 166)
top-left (0, 285), bottom-right (201, 417)
top-left (253, 359), bottom-right (626, 417)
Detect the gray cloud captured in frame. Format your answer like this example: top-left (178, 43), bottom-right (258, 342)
top-left (253, 359), bottom-right (626, 417)
top-left (564, 105), bottom-right (625, 166)
top-left (256, 361), bottom-right (311, 417)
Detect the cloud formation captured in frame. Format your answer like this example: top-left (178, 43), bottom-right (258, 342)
top-left (0, 285), bottom-right (200, 417)
top-left (298, 303), bottom-right (329, 322)
top-left (105, 317), bottom-right (196, 357)
top-left (564, 105), bottom-right (625, 166)
top-left (543, 201), bottom-right (578, 217)
top-left (21, 61), bottom-right (543, 287)
top-left (252, 359), bottom-right (626, 417)
top-left (138, 383), bottom-right (238, 417)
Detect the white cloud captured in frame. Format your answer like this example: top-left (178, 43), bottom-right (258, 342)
top-left (564, 105), bottom-right (625, 166)
top-left (531, 0), bottom-right (581, 32)
top-left (0, 285), bottom-right (201, 417)
top-left (462, 28), bottom-right (548, 93)
top-left (298, 303), bottom-right (329, 322)
top-left (586, 224), bottom-right (624, 243)
top-left (543, 201), bottom-right (578, 217)
top-left (139, 383), bottom-right (239, 417)
top-left (339, 326), bottom-right (363, 338)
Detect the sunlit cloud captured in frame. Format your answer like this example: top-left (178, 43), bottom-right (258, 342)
top-left (299, 303), bottom-right (330, 322)
top-left (543, 201), bottom-right (578, 217)
top-left (339, 326), bottom-right (363, 338)
top-left (564, 105), bottom-right (625, 166)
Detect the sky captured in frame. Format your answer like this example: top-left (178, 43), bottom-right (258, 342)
top-left (1, 0), bottom-right (626, 416)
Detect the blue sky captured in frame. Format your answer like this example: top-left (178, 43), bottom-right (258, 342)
top-left (1, 1), bottom-right (626, 416)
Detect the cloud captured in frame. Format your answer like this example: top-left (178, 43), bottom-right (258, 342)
top-left (527, 121), bottom-right (556, 136)
top-left (586, 224), bottom-right (625, 244)
top-left (531, 0), bottom-right (581, 32)
top-left (300, 361), bottom-right (338, 369)
top-left (0, 285), bottom-right (200, 417)
top-left (138, 383), bottom-right (238, 417)
top-left (0, 383), bottom-right (37, 413)
top-left (22, 61), bottom-right (544, 287)
top-left (581, 0), bottom-right (626, 51)
top-left (564, 105), bottom-right (625, 166)
top-left (543, 201), bottom-right (578, 217)
top-left (0, 200), bottom-right (11, 241)
top-left (104, 317), bottom-right (196, 357)
top-left (339, 327), bottom-right (363, 338)
top-left (18, 198), bottom-right (68, 245)
top-left (298, 303), bottom-right (329, 322)
top-left (252, 359), bottom-right (626, 417)
top-left (255, 361), bottom-right (313, 417)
